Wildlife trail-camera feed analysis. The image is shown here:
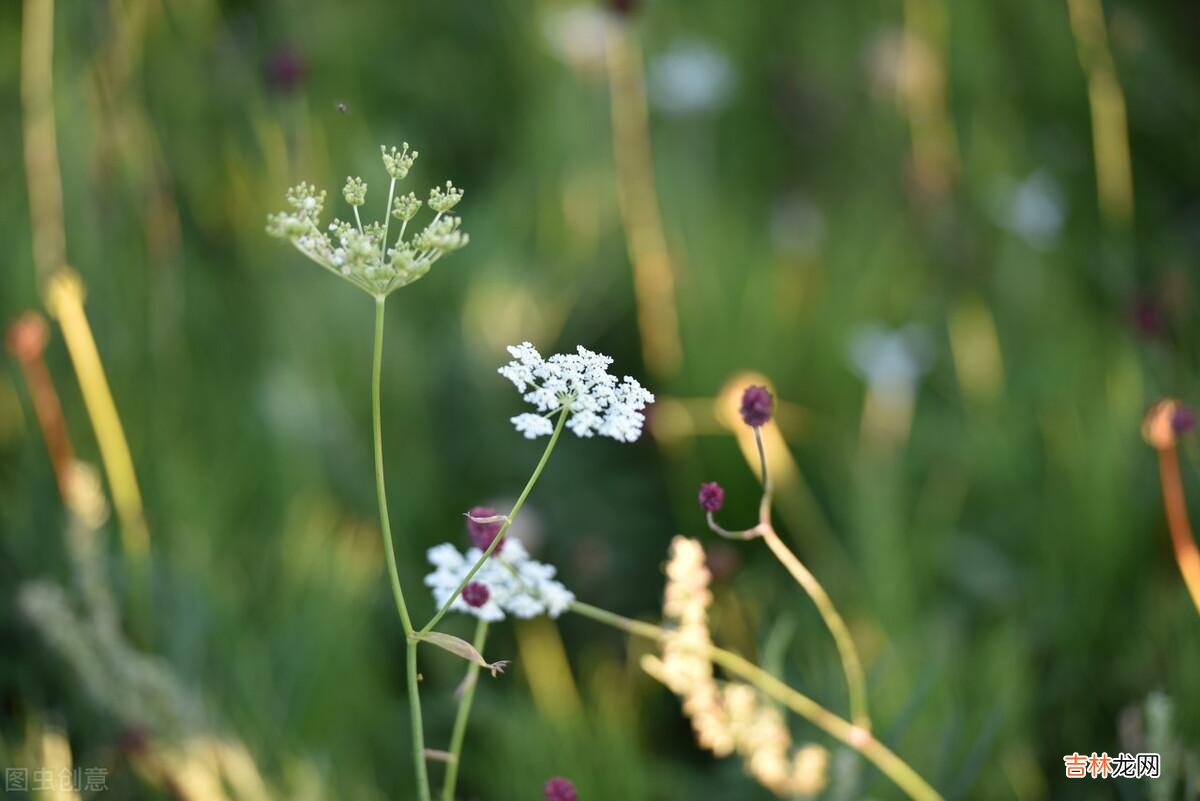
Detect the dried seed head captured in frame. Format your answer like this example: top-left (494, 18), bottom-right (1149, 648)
top-left (697, 482), bottom-right (725, 513)
top-left (739, 385), bottom-right (773, 427)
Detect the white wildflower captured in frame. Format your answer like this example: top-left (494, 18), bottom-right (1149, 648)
top-left (266, 142), bottom-right (468, 297)
top-left (423, 539), bottom-right (574, 622)
top-left (498, 342), bottom-right (655, 443)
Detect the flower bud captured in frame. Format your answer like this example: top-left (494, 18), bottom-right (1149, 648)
top-left (739, 385), bottom-right (774, 427)
top-left (467, 505), bottom-right (506, 552)
top-left (343, 176), bottom-right (367, 206)
top-left (698, 482), bottom-right (725, 513)
top-left (462, 582), bottom-right (490, 608)
top-left (544, 777), bottom-right (578, 801)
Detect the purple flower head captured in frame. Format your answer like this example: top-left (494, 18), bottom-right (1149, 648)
top-left (462, 582), bottom-right (490, 608)
top-left (545, 777), bottom-right (578, 801)
top-left (698, 482), bottom-right (725, 513)
top-left (739, 385), bottom-right (774, 427)
top-left (467, 505), bottom-right (505, 552)
top-left (1173, 404), bottom-right (1197, 436)
top-left (265, 46), bottom-right (306, 94)
top-left (1130, 296), bottom-right (1166, 339)
top-left (609, 0), bottom-right (638, 15)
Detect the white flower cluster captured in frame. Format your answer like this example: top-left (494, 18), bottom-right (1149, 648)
top-left (266, 143), bottom-right (468, 297)
top-left (498, 342), bottom-right (655, 442)
top-left (424, 538), bottom-right (574, 622)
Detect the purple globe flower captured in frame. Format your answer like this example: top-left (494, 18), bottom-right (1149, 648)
top-left (462, 582), bottom-right (490, 608)
top-left (545, 777), bottom-right (578, 801)
top-left (1173, 404), bottom-right (1197, 436)
top-left (698, 482), bottom-right (725, 513)
top-left (265, 46), bottom-right (306, 94)
top-left (467, 505), bottom-right (505, 552)
top-left (739, 385), bottom-right (774, 427)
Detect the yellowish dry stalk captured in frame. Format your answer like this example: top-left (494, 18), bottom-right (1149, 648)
top-left (604, 20), bottom-right (683, 379)
top-left (760, 525), bottom-right (871, 730)
top-left (21, 0), bottom-right (150, 562)
top-left (1066, 0), bottom-right (1134, 227)
top-left (574, 565), bottom-right (943, 801)
top-left (1143, 400), bottom-right (1200, 614)
top-left (738, 425), bottom-right (872, 730)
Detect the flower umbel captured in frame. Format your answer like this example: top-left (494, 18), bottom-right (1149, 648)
top-left (424, 539), bottom-right (574, 622)
top-left (498, 342), bottom-right (655, 442)
top-left (267, 143), bottom-right (469, 297)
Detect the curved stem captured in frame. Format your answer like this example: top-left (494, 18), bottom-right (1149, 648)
top-left (748, 426), bottom-right (870, 728)
top-left (441, 618), bottom-right (490, 801)
top-left (371, 296), bottom-right (429, 801)
top-left (420, 407), bottom-right (568, 634)
top-left (1155, 445), bottom-right (1200, 613)
top-left (760, 525), bottom-right (871, 730)
top-left (373, 296), bottom-right (415, 634)
top-left (568, 601), bottom-right (941, 801)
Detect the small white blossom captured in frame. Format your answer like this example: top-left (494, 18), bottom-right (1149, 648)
top-left (428, 181), bottom-right (464, 213)
top-left (381, 143), bottom-right (418, 180)
top-left (343, 176), bottom-right (367, 207)
top-left (512, 413), bottom-right (555, 439)
top-left (423, 538), bottom-right (574, 622)
top-left (498, 342), bottom-right (655, 443)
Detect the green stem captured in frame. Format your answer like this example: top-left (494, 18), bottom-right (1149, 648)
top-left (380, 177), bottom-right (396, 258)
top-left (419, 407), bottom-right (568, 634)
top-left (567, 601), bottom-right (942, 801)
top-left (371, 296), bottom-right (429, 801)
top-left (441, 618), bottom-right (490, 801)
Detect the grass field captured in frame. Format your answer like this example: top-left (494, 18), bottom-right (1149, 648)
top-left (3, 1), bottom-right (1199, 799)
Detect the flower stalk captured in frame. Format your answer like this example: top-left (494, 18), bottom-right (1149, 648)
top-left (1143, 400), bottom-right (1200, 613)
top-left (370, 296), bottom-right (430, 801)
top-left (441, 617), bottom-right (490, 801)
top-left (707, 406), bottom-right (871, 730)
top-left (420, 406), bottom-right (568, 634)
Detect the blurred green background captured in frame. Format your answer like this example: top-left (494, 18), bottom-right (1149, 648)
top-left (2, 0), bottom-right (1199, 799)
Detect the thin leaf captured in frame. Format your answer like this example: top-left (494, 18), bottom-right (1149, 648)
top-left (415, 631), bottom-right (510, 677)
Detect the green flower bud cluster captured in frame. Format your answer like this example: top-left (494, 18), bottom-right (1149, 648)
top-left (267, 142), bottom-right (469, 297)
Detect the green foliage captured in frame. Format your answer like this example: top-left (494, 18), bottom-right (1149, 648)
top-left (3, 1), bottom-right (1200, 799)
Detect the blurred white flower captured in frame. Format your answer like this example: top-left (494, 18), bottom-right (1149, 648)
top-left (423, 538), bottom-right (574, 622)
top-left (648, 41), bottom-right (735, 115)
top-left (848, 323), bottom-right (932, 394)
top-left (848, 323), bottom-right (933, 448)
top-left (540, 6), bottom-right (613, 74)
top-left (498, 342), bottom-right (654, 442)
top-left (996, 170), bottom-right (1065, 249)
top-left (770, 193), bottom-right (826, 259)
